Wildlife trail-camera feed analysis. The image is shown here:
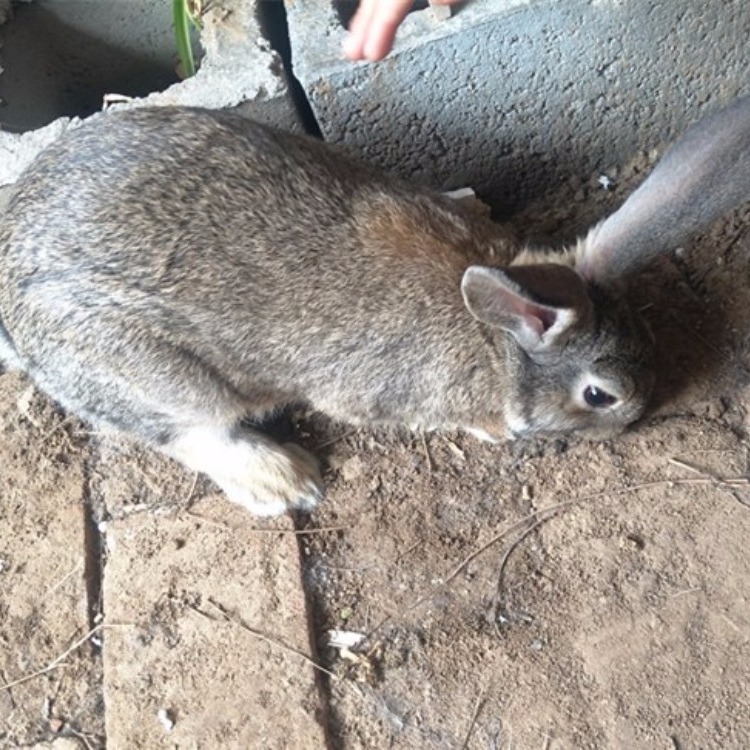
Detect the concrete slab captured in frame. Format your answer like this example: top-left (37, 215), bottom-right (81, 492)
top-left (26, 740), bottom-right (86, 750)
top-left (102, 496), bottom-right (328, 749)
top-left (288, 0), bottom-right (750, 214)
top-left (0, 0), bottom-right (301, 186)
top-left (0, 0), bottom-right (181, 133)
top-left (0, 373), bottom-right (102, 746)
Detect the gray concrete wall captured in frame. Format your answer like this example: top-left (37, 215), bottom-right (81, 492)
top-left (288, 0), bottom-right (750, 214)
top-left (0, 0), bottom-right (180, 133)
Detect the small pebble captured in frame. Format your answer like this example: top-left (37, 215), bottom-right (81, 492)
top-left (341, 456), bottom-right (365, 482)
top-left (48, 717), bottom-right (65, 733)
top-left (157, 708), bottom-right (175, 732)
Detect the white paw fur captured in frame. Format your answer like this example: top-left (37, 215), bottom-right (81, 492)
top-left (166, 426), bottom-right (324, 517)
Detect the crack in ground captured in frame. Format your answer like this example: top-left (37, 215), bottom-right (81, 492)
top-left (292, 511), bottom-right (343, 750)
top-left (79, 440), bottom-right (107, 749)
top-left (82, 443), bottom-right (106, 633)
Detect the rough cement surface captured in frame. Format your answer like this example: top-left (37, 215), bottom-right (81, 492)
top-left (124, 1), bottom-right (297, 123)
top-left (102, 498), bottom-right (327, 750)
top-left (0, 374), bottom-right (103, 748)
top-left (0, 0), bottom-right (299, 186)
top-left (0, 0), bottom-right (180, 132)
top-left (288, 0), bottom-right (750, 214)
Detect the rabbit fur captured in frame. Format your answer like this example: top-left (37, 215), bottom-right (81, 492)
top-left (1, 101), bottom-right (744, 515)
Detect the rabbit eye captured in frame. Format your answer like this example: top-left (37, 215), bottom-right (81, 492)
top-left (583, 385), bottom-right (618, 408)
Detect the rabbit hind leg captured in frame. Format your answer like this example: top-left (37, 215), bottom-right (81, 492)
top-left (28, 340), bottom-right (323, 517)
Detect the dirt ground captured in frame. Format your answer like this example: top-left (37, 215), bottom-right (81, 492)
top-left (2, 150), bottom-right (750, 749)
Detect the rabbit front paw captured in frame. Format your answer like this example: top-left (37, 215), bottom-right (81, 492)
top-left (219, 440), bottom-right (324, 517)
top-left (167, 426), bottom-right (324, 517)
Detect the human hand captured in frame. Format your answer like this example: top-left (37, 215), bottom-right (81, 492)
top-left (343, 0), bottom-right (460, 62)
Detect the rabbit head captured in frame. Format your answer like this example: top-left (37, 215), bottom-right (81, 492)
top-left (490, 94), bottom-right (750, 440)
top-left (458, 256), bottom-right (654, 442)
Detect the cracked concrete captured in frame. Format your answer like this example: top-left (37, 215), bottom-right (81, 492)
top-left (0, 0), bottom-right (301, 186)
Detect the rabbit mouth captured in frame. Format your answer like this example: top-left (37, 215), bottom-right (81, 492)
top-left (509, 420), bottom-right (635, 443)
top-left (464, 404), bottom-right (530, 443)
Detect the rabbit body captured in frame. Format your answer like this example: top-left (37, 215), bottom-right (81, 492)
top-left (0, 107), bottom-right (653, 514)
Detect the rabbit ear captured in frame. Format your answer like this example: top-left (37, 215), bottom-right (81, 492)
top-left (461, 264), bottom-right (592, 353)
top-left (576, 96), bottom-right (750, 285)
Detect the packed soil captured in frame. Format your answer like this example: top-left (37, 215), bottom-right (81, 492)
top-left (300, 166), bottom-right (750, 748)
top-left (2, 150), bottom-right (750, 749)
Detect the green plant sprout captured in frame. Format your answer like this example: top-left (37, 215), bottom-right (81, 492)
top-left (173, 0), bottom-right (203, 78)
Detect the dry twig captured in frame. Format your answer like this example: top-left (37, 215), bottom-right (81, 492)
top-left (45, 558), bottom-right (84, 597)
top-left (444, 505), bottom-right (568, 587)
top-left (461, 691), bottom-right (487, 749)
top-left (185, 509), bottom-right (349, 535)
top-left (492, 514), bottom-right (560, 627)
top-left (69, 728), bottom-right (97, 750)
top-left (316, 428), bottom-right (358, 448)
top-left (287, 525), bottom-right (350, 535)
top-left (0, 624), bottom-right (105, 692)
top-left (668, 457), bottom-right (750, 508)
top-left (366, 505), bottom-right (567, 639)
top-left (183, 471), bottom-right (199, 506)
top-left (189, 599), bottom-right (337, 681)
top-left (37, 415), bottom-right (74, 446)
top-left (361, 458), bottom-right (750, 640)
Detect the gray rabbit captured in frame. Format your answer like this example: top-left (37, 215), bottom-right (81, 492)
top-left (0, 97), bottom-right (748, 515)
